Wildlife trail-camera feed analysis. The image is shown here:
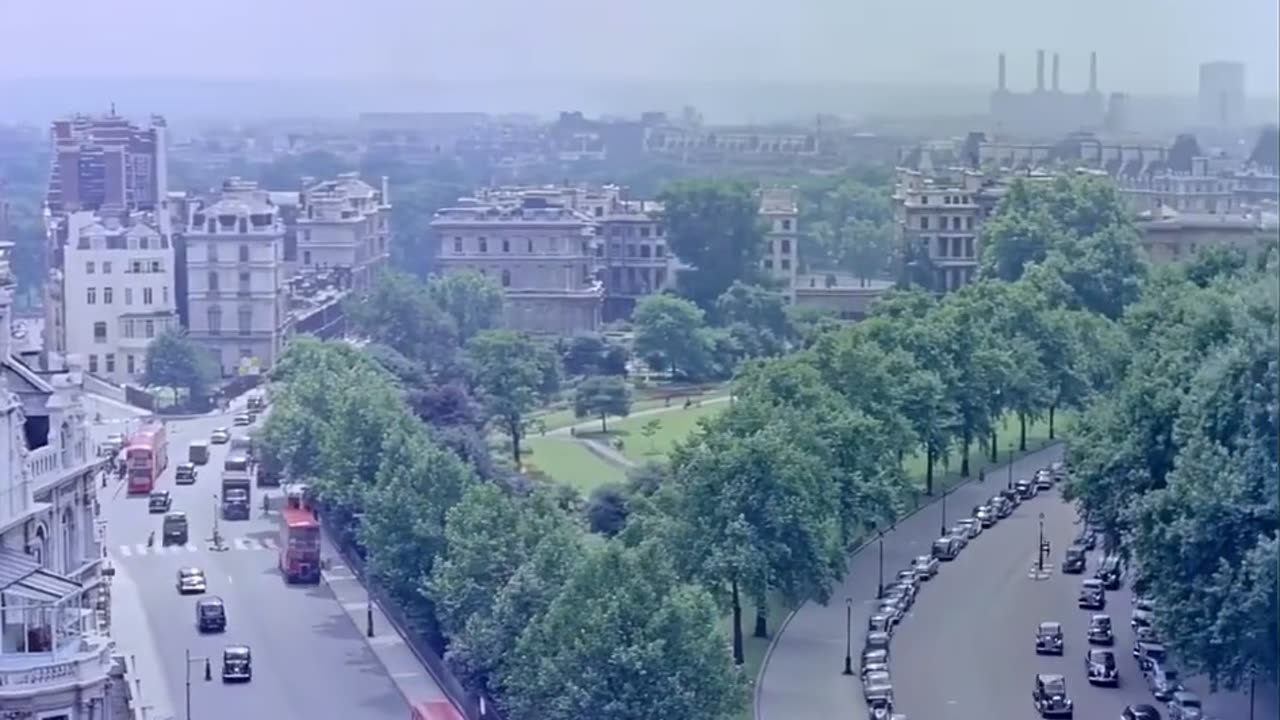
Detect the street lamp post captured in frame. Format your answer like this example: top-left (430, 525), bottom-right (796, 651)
top-left (184, 648), bottom-right (212, 720)
top-left (1006, 440), bottom-right (1015, 490)
top-left (211, 494), bottom-right (221, 549)
top-left (1037, 513), bottom-right (1046, 573)
top-left (876, 531), bottom-right (886, 599)
top-left (841, 597), bottom-right (853, 675)
top-left (367, 592), bottom-right (375, 638)
top-left (939, 489), bottom-right (948, 536)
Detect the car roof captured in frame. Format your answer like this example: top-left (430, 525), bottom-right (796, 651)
top-left (179, 567), bottom-right (203, 574)
top-left (164, 511), bottom-right (186, 519)
top-left (862, 648), bottom-right (887, 658)
top-left (198, 596), bottom-right (224, 605)
top-left (1087, 648), bottom-right (1113, 658)
top-left (1090, 614), bottom-right (1110, 621)
top-left (867, 631), bottom-right (890, 641)
top-left (1172, 690), bottom-right (1200, 701)
top-left (1039, 621), bottom-right (1062, 630)
top-left (1037, 673), bottom-right (1065, 682)
top-left (150, 490), bottom-right (169, 496)
top-left (224, 645), bottom-right (251, 656)
top-left (1082, 578), bottom-right (1103, 585)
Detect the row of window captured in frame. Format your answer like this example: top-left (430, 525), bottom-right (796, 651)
top-left (919, 215), bottom-right (976, 232)
top-left (452, 237), bottom-right (592, 255)
top-left (607, 243), bottom-right (667, 259)
top-left (918, 194), bottom-right (974, 205)
top-left (85, 259), bottom-right (165, 274)
top-left (94, 317), bottom-right (163, 342)
top-left (606, 224), bottom-right (665, 238)
top-left (85, 286), bottom-right (167, 306)
top-left (204, 244), bottom-right (256, 262)
top-left (205, 306), bottom-right (256, 335)
top-left (934, 236), bottom-right (978, 259)
top-left (763, 258), bottom-right (793, 271)
top-left (207, 271), bottom-right (254, 293)
top-left (88, 351), bottom-right (142, 376)
top-left (75, 234), bottom-right (170, 251)
top-left (768, 238), bottom-right (793, 255)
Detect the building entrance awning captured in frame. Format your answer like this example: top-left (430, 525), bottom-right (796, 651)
top-left (0, 547), bottom-right (83, 603)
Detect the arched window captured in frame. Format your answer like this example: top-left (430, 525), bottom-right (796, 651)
top-left (32, 526), bottom-right (47, 568)
top-left (501, 269), bottom-right (512, 288)
top-left (62, 507), bottom-right (76, 572)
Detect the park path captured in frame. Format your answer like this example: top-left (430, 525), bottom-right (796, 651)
top-left (545, 394), bottom-right (733, 471)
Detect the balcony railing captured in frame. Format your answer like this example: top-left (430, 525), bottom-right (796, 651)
top-left (0, 636), bottom-right (114, 697)
top-left (25, 446), bottom-right (58, 485)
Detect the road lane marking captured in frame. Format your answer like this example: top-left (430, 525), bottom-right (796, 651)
top-left (185, 544), bottom-right (199, 552)
top-left (391, 672), bottom-right (422, 679)
top-left (118, 545), bottom-right (133, 557)
top-left (232, 537), bottom-right (255, 551)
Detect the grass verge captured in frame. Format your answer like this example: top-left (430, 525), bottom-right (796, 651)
top-left (522, 437), bottom-right (626, 494)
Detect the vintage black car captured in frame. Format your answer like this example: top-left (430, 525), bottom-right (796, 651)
top-left (864, 631), bottom-right (891, 655)
top-left (1133, 640), bottom-right (1167, 672)
top-left (932, 537), bottom-right (959, 561)
top-left (1122, 705), bottom-right (1163, 720)
top-left (976, 505), bottom-right (996, 527)
top-left (196, 597), bottom-right (227, 633)
top-left (1075, 530), bottom-right (1098, 551)
top-left (1167, 690), bottom-right (1204, 720)
top-left (162, 512), bottom-right (189, 546)
top-left (175, 462), bottom-right (197, 485)
top-left (1000, 488), bottom-right (1022, 508)
top-left (876, 599), bottom-right (903, 626)
top-left (222, 488), bottom-right (251, 521)
top-left (1095, 554), bottom-right (1123, 589)
top-left (222, 645), bottom-right (252, 682)
top-left (912, 554), bottom-right (939, 579)
top-left (148, 491), bottom-right (172, 514)
top-left (991, 495), bottom-right (1014, 518)
top-left (883, 585), bottom-right (912, 612)
top-left (861, 648), bottom-right (888, 676)
top-left (1062, 545), bottom-right (1087, 574)
top-left (1035, 621), bottom-right (1065, 655)
top-left (1033, 673), bottom-right (1074, 718)
top-left (894, 569), bottom-right (919, 595)
top-left (1034, 469), bottom-right (1054, 491)
top-left (1078, 579), bottom-right (1106, 610)
top-left (1087, 614), bottom-right (1114, 645)
top-left (1085, 648), bottom-right (1119, 686)
top-left (1147, 661), bottom-right (1183, 701)
top-left (1049, 461), bottom-right (1067, 482)
top-left (862, 670), bottom-right (891, 699)
top-left (1015, 479), bottom-right (1035, 499)
top-left (867, 613), bottom-right (893, 635)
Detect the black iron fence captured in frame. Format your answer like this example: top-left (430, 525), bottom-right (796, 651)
top-left (321, 514), bottom-right (506, 720)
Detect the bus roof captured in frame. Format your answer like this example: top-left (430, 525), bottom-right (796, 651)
top-left (411, 701), bottom-right (464, 720)
top-left (281, 507), bottom-right (319, 529)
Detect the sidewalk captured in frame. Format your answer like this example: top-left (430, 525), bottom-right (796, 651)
top-left (320, 543), bottom-right (451, 708)
top-left (108, 558), bottom-right (176, 720)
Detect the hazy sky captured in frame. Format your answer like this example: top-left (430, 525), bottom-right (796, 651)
top-left (1, 0), bottom-right (1276, 94)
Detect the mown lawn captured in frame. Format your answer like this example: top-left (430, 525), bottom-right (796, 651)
top-left (531, 382), bottom-right (730, 431)
top-left (602, 401), bottom-right (727, 464)
top-left (522, 437), bottom-right (625, 493)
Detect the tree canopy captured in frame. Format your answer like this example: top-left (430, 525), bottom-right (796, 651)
top-left (657, 179), bottom-right (765, 310)
top-left (142, 329), bottom-right (216, 397)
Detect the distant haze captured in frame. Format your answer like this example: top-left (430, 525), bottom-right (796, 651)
top-left (1, 0), bottom-right (1275, 121)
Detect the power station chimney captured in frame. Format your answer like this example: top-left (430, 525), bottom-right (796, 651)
top-left (1052, 53), bottom-right (1061, 92)
top-left (1036, 50), bottom-right (1046, 92)
top-left (998, 53), bottom-right (1007, 91)
top-left (1089, 51), bottom-right (1098, 92)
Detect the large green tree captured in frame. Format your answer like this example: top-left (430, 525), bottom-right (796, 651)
top-left (658, 179), bottom-right (765, 309)
top-left (500, 542), bottom-right (744, 720)
top-left (631, 294), bottom-right (711, 379)
top-left (345, 271), bottom-right (458, 371)
top-left (142, 330), bottom-right (216, 397)
top-left (572, 375), bottom-right (632, 432)
top-left (464, 330), bottom-right (556, 465)
top-left (427, 271), bottom-right (505, 343)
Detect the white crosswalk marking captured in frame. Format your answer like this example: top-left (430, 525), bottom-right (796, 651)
top-left (260, 537), bottom-right (277, 550)
top-left (232, 537), bottom-right (255, 551)
top-left (118, 545), bottom-right (133, 557)
top-left (115, 537), bottom-right (273, 559)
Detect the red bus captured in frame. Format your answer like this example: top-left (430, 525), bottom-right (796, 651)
top-left (278, 507), bottom-right (321, 584)
top-left (126, 423), bottom-right (168, 494)
top-left (411, 701), bottom-right (464, 720)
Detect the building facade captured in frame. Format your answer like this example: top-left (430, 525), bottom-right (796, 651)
top-left (58, 212), bottom-right (179, 383)
top-left (181, 179), bottom-right (289, 377)
top-left (1136, 206), bottom-right (1273, 264)
top-left (989, 50), bottom-right (1106, 137)
top-left (893, 168), bottom-right (997, 293)
top-left (0, 242), bottom-right (113, 720)
top-left (431, 191), bottom-right (603, 335)
top-left (759, 188), bottom-right (800, 298)
top-left (296, 173), bottom-right (392, 292)
top-left (1199, 61), bottom-right (1246, 129)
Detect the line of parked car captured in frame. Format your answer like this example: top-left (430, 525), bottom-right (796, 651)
top-left (859, 461), bottom-right (1071, 719)
top-left (1031, 485), bottom-right (1214, 720)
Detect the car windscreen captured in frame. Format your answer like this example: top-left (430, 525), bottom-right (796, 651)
top-left (226, 489), bottom-right (249, 502)
top-left (1043, 679), bottom-right (1066, 694)
top-left (163, 516), bottom-right (187, 529)
top-left (199, 604), bottom-right (223, 616)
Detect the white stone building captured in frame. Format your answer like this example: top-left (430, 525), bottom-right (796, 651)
top-left (59, 211), bottom-right (179, 383)
top-left (182, 179), bottom-right (289, 377)
top-left (296, 173), bottom-right (391, 292)
top-left (0, 242), bottom-right (113, 719)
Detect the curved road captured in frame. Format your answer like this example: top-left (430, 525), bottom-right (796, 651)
top-left (92, 396), bottom-right (415, 720)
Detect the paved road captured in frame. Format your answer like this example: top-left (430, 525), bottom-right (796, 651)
top-left (94, 397), bottom-right (414, 720)
top-left (756, 444), bottom-right (1069, 720)
top-left (891, 482), bottom-right (1276, 720)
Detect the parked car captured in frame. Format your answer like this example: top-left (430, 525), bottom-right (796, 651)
top-left (992, 495), bottom-right (1014, 518)
top-left (863, 631), bottom-right (891, 655)
top-left (1075, 530), bottom-right (1097, 551)
top-left (894, 570), bottom-right (919, 596)
top-left (1035, 621), bottom-right (1065, 655)
top-left (956, 518), bottom-right (981, 539)
top-left (1062, 545), bottom-right (1087, 574)
top-left (1146, 661), bottom-right (1183, 701)
top-left (1166, 690), bottom-right (1204, 720)
top-left (1084, 648), bottom-right (1119, 686)
top-left (976, 505), bottom-right (996, 527)
top-left (1049, 461), bottom-right (1067, 482)
top-left (1121, 704), bottom-right (1163, 720)
top-left (1032, 673), bottom-right (1074, 718)
top-left (912, 554), bottom-right (939, 578)
top-left (162, 512), bottom-right (189, 546)
top-left (947, 526), bottom-right (970, 549)
top-left (931, 537), bottom-right (960, 561)
top-left (1086, 614), bottom-right (1114, 645)
top-left (1015, 479), bottom-right (1035, 499)
top-left (861, 648), bottom-right (888, 676)
top-left (1078, 579), bottom-right (1106, 610)
top-left (867, 613), bottom-right (893, 635)
top-left (211, 428), bottom-right (230, 444)
top-left (1034, 469), bottom-right (1054, 491)
top-left (1133, 640), bottom-right (1167, 672)
top-left (1095, 554), bottom-right (1123, 589)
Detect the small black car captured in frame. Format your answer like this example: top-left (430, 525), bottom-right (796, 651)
top-left (865, 685), bottom-right (894, 720)
top-left (222, 645), bottom-right (252, 682)
top-left (1133, 641), bottom-right (1167, 672)
top-left (867, 613), bottom-right (893, 634)
top-left (1122, 705), bottom-right (1163, 720)
top-left (1078, 579), bottom-right (1106, 610)
top-left (196, 597), bottom-right (226, 633)
top-left (1016, 479), bottom-right (1035, 499)
top-left (175, 462), bottom-right (197, 485)
top-left (162, 512), bottom-right (188, 546)
top-left (1033, 673), bottom-right (1074, 717)
top-left (1095, 554), bottom-right (1122, 589)
top-left (1062, 545), bottom-right (1087, 574)
top-left (1087, 614), bottom-right (1114, 645)
top-left (1035, 621), bottom-right (1064, 655)
top-left (1085, 648), bottom-right (1119, 686)
top-left (1076, 530), bottom-right (1097, 551)
top-left (148, 491), bottom-right (172, 514)
top-left (1000, 488), bottom-right (1022, 508)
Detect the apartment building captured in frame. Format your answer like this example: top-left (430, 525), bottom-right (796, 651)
top-left (431, 191), bottom-right (603, 335)
top-left (181, 179), bottom-right (289, 377)
top-left (296, 173), bottom-right (392, 291)
top-left (893, 168), bottom-right (998, 293)
top-left (0, 242), bottom-right (114, 719)
top-left (1136, 206), bottom-right (1273, 264)
top-left (759, 187), bottom-right (800, 298)
top-left (59, 210), bottom-right (179, 383)
top-left (1114, 157), bottom-right (1240, 215)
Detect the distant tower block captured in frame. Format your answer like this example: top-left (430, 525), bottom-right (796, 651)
top-left (1052, 53), bottom-right (1061, 92)
top-left (998, 53), bottom-right (1007, 92)
top-left (1089, 51), bottom-right (1099, 92)
top-left (1037, 50), bottom-right (1046, 92)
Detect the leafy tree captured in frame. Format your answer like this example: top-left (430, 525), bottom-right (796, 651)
top-left (572, 375), bottom-right (632, 432)
top-left (142, 330), bottom-right (215, 397)
top-left (360, 422), bottom-right (476, 638)
top-left (314, 369), bottom-right (412, 514)
top-left (658, 179), bottom-right (765, 310)
top-left (560, 334), bottom-right (607, 376)
top-left (345, 271), bottom-right (458, 370)
top-left (500, 542), bottom-right (744, 720)
top-left (631, 294), bottom-right (710, 379)
top-left (427, 271), bottom-right (505, 343)
top-left (584, 483), bottom-right (630, 536)
top-left (465, 330), bottom-right (554, 465)
top-left (715, 281), bottom-right (791, 338)
top-left (406, 380), bottom-right (483, 430)
top-left (664, 417), bottom-right (843, 665)
top-left (640, 418), bottom-right (662, 452)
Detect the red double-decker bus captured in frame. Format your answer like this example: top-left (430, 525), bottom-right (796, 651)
top-left (126, 423), bottom-right (168, 494)
top-left (279, 507), bottom-right (321, 584)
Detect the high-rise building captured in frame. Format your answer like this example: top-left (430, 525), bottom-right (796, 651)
top-left (1198, 61), bottom-right (1246, 128)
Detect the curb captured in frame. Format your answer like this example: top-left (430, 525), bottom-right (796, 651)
top-left (751, 440), bottom-right (1066, 720)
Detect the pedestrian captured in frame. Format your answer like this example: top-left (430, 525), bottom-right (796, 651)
top-left (978, 468), bottom-right (986, 483)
